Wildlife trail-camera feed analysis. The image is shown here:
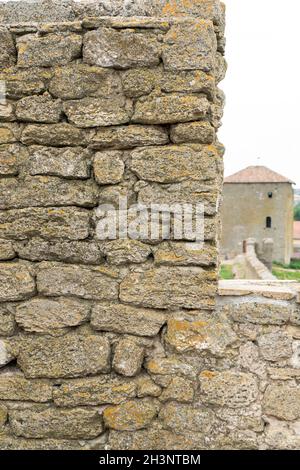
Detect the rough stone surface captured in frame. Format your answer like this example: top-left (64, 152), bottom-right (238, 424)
top-left (0, 304), bottom-right (15, 336)
top-left (170, 121), bottom-right (215, 144)
top-left (257, 331), bottom-right (293, 362)
top-left (0, 27), bottom-right (16, 66)
top-left (101, 240), bottom-right (152, 265)
top-left (130, 144), bottom-right (218, 183)
top-left (17, 332), bottom-right (110, 379)
top-left (37, 262), bottom-right (119, 301)
top-left (132, 94), bottom-right (210, 125)
top-left (159, 402), bottom-right (215, 433)
top-left (153, 242), bottom-right (217, 267)
top-left (83, 28), bottom-right (161, 69)
top-left (264, 384), bottom-right (300, 421)
top-left (223, 302), bottom-right (291, 325)
top-left (15, 95), bottom-right (62, 124)
top-left (93, 151), bottom-right (125, 185)
top-left (17, 33), bottom-right (82, 68)
top-left (0, 239), bottom-right (16, 261)
top-left (199, 371), bottom-right (259, 408)
top-left (162, 21), bottom-right (217, 72)
top-left (21, 124), bottom-right (87, 147)
top-left (63, 97), bottom-right (132, 128)
top-left (0, 207), bottom-right (90, 241)
top-left (27, 146), bottom-right (91, 179)
top-left (90, 125), bottom-right (169, 149)
top-left (0, 177), bottom-right (99, 210)
top-left (103, 399), bottom-right (159, 431)
top-left (15, 298), bottom-right (91, 334)
top-left (49, 64), bottom-right (122, 100)
top-left (0, 263), bottom-right (35, 302)
top-left (0, 144), bottom-right (23, 177)
top-left (91, 303), bottom-right (166, 337)
top-left (0, 370), bottom-right (52, 402)
top-left (120, 267), bottom-right (217, 309)
top-left (9, 406), bottom-right (104, 439)
top-left (53, 376), bottom-right (137, 407)
top-left (165, 315), bottom-right (237, 355)
top-left (16, 239), bottom-right (102, 264)
top-left (113, 338), bottom-right (144, 377)
top-left (160, 377), bottom-right (194, 403)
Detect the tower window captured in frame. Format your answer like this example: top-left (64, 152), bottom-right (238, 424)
top-left (268, 192), bottom-right (273, 198)
top-left (266, 216), bottom-right (272, 228)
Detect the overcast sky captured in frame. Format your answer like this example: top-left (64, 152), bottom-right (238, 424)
top-left (220, 0), bottom-right (300, 186)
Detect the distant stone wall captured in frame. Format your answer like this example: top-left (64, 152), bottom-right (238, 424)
top-left (0, 0), bottom-right (227, 450)
top-left (218, 280), bottom-right (300, 450)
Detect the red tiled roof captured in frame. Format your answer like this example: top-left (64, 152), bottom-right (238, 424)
top-left (224, 166), bottom-right (294, 184)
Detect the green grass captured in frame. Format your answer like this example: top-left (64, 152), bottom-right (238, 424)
top-left (220, 264), bottom-right (235, 280)
top-left (273, 260), bottom-right (300, 270)
top-left (272, 267), bottom-right (300, 281)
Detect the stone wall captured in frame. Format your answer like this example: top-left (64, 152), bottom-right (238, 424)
top-left (1, 0), bottom-right (299, 453)
top-left (0, 0), bottom-right (226, 450)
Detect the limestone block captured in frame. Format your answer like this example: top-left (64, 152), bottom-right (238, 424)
top-left (0, 339), bottom-right (15, 367)
top-left (257, 331), bottom-right (292, 362)
top-left (153, 241), bottom-right (217, 267)
top-left (113, 338), bottom-right (144, 377)
top-left (0, 144), bottom-right (24, 177)
top-left (36, 262), bottom-right (119, 301)
top-left (15, 297), bottom-right (91, 334)
top-left (145, 357), bottom-right (197, 379)
top-left (120, 267), bottom-right (217, 309)
top-left (0, 67), bottom-right (51, 100)
top-left (17, 33), bottom-right (82, 67)
top-left (0, 263), bottom-right (35, 302)
top-left (63, 97), bottom-right (133, 128)
top-left (130, 144), bottom-right (218, 183)
top-left (159, 402), bottom-right (216, 433)
top-left (216, 404), bottom-right (263, 433)
top-left (0, 404), bottom-right (7, 428)
top-left (136, 375), bottom-right (162, 398)
top-left (165, 315), bottom-right (237, 355)
top-left (91, 303), bottom-right (166, 337)
top-left (222, 302), bottom-right (291, 326)
top-left (199, 371), bottom-right (258, 408)
top-left (0, 102), bottom-right (15, 122)
top-left (121, 68), bottom-right (157, 98)
top-left (160, 70), bottom-right (216, 98)
top-left (0, 27), bottom-right (16, 66)
top-left (238, 342), bottom-right (267, 379)
top-left (27, 146), bottom-right (91, 179)
top-left (0, 304), bottom-right (15, 336)
top-left (170, 121), bottom-right (215, 144)
top-left (264, 384), bottom-right (300, 421)
top-left (0, 239), bottom-right (16, 261)
top-left (90, 125), bottom-right (169, 149)
top-left (0, 177), bottom-right (99, 209)
top-left (136, 181), bottom-right (218, 215)
top-left (162, 21), bottom-right (217, 72)
top-left (83, 28), bottom-right (161, 69)
top-left (16, 238), bottom-right (102, 264)
top-left (160, 377), bottom-right (194, 403)
top-left (290, 307), bottom-right (300, 326)
top-left (0, 435), bottom-right (94, 450)
top-left (0, 124), bottom-right (19, 144)
top-left (132, 94), bottom-right (210, 125)
top-left (0, 370), bottom-right (52, 402)
top-left (17, 332), bottom-right (110, 378)
top-left (101, 240), bottom-right (152, 265)
top-left (0, 207), bottom-right (90, 241)
top-left (21, 123), bottom-right (87, 147)
top-left (93, 151), bottom-right (124, 185)
top-left (9, 406), bottom-right (104, 439)
top-left (264, 417), bottom-right (300, 450)
top-left (53, 376), bottom-right (137, 407)
top-left (49, 64), bottom-right (122, 100)
top-left (15, 95), bottom-right (62, 124)
top-left (103, 399), bottom-right (159, 431)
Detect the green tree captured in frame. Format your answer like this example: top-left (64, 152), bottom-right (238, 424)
top-left (294, 203), bottom-right (300, 221)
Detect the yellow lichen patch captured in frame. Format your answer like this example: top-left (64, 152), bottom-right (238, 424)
top-left (200, 370), bottom-right (216, 380)
top-left (103, 399), bottom-right (159, 431)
